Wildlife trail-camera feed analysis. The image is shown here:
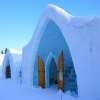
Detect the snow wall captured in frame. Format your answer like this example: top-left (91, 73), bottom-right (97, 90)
top-left (22, 4), bottom-right (100, 99)
top-left (0, 54), bottom-right (5, 78)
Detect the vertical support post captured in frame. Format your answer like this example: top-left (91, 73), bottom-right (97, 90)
top-left (38, 56), bottom-right (45, 88)
top-left (57, 51), bottom-right (64, 91)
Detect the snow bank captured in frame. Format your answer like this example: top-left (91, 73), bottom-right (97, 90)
top-left (2, 48), bottom-right (22, 81)
top-left (22, 4), bottom-right (100, 99)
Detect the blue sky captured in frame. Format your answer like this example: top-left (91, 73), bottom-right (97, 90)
top-left (0, 0), bottom-right (100, 50)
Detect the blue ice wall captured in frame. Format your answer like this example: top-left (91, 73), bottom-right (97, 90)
top-left (37, 20), bottom-right (73, 66)
top-left (33, 20), bottom-right (77, 93)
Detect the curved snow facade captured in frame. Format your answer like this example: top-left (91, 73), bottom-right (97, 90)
top-left (22, 4), bottom-right (100, 98)
top-left (2, 49), bottom-right (22, 81)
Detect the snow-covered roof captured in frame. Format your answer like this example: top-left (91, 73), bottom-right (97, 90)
top-left (6, 48), bottom-right (22, 64)
top-left (8, 48), bottom-right (22, 54)
top-left (25, 4), bottom-right (100, 48)
top-left (25, 4), bottom-right (72, 47)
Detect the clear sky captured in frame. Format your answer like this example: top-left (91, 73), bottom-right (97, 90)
top-left (0, 0), bottom-right (100, 50)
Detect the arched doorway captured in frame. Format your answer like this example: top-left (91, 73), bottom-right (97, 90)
top-left (45, 53), bottom-right (58, 88)
top-left (34, 20), bottom-right (78, 95)
top-left (38, 56), bottom-right (45, 88)
top-left (5, 65), bottom-right (11, 78)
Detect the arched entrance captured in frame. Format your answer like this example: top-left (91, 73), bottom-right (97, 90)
top-left (5, 65), bottom-right (11, 78)
top-left (34, 20), bottom-right (78, 95)
top-left (38, 56), bottom-right (45, 88)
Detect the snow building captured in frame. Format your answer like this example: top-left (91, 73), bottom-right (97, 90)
top-left (2, 48), bottom-right (22, 81)
top-left (22, 4), bottom-right (100, 98)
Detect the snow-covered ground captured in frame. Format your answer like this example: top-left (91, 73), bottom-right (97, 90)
top-left (4, 79), bottom-right (100, 100)
top-left (0, 79), bottom-right (76, 100)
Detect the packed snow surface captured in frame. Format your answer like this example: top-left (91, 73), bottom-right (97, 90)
top-left (0, 79), bottom-right (99, 100)
top-left (0, 79), bottom-right (77, 100)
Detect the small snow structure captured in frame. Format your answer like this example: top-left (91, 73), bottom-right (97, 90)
top-left (22, 4), bottom-right (100, 99)
top-left (2, 48), bottom-right (22, 81)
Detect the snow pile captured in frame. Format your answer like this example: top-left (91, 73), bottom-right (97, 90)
top-left (21, 4), bottom-right (100, 99)
top-left (2, 48), bottom-right (22, 81)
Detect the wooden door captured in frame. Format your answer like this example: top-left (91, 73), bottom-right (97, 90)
top-left (57, 51), bottom-right (64, 91)
top-left (6, 65), bottom-right (11, 78)
top-left (38, 56), bottom-right (45, 88)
